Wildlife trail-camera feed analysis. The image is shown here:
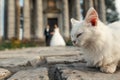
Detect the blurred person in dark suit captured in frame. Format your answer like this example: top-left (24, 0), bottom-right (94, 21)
top-left (44, 24), bottom-right (54, 46)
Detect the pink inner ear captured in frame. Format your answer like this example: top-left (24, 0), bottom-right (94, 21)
top-left (85, 8), bottom-right (98, 26)
top-left (90, 17), bottom-right (97, 26)
top-left (90, 10), bottom-right (96, 16)
top-left (90, 10), bottom-right (98, 26)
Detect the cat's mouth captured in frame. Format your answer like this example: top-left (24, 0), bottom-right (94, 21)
top-left (72, 41), bottom-right (79, 47)
top-left (72, 41), bottom-right (84, 47)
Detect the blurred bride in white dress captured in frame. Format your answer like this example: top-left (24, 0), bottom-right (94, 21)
top-left (50, 24), bottom-right (66, 46)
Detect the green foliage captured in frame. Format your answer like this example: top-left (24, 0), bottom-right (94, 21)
top-left (0, 38), bottom-right (74, 50)
top-left (105, 0), bottom-right (119, 23)
top-left (66, 40), bottom-right (73, 46)
top-left (0, 38), bottom-right (41, 50)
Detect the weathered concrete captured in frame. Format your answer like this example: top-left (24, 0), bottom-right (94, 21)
top-left (0, 47), bottom-right (80, 57)
top-left (0, 47), bottom-right (120, 80)
top-left (0, 47), bottom-right (82, 80)
top-left (0, 47), bottom-right (80, 68)
top-left (46, 55), bottom-right (83, 64)
top-left (54, 63), bottom-right (120, 80)
top-left (7, 68), bottom-right (49, 80)
top-left (0, 68), bottom-right (11, 80)
top-left (0, 57), bottom-right (42, 68)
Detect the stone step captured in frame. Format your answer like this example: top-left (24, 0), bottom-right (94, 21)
top-left (0, 49), bottom-right (80, 58)
top-left (46, 55), bottom-right (84, 64)
top-left (54, 63), bottom-right (120, 80)
top-left (0, 47), bottom-right (82, 68)
top-left (0, 57), bottom-right (42, 68)
top-left (7, 68), bottom-right (49, 80)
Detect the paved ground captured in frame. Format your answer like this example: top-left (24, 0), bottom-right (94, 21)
top-left (0, 47), bottom-right (119, 80)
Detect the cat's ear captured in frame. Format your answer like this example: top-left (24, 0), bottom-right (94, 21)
top-left (85, 7), bottom-right (98, 26)
top-left (71, 18), bottom-right (79, 25)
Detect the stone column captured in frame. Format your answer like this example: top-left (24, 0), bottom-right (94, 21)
top-left (98, 0), bottom-right (106, 23)
top-left (15, 0), bottom-right (20, 39)
top-left (0, 0), bottom-right (3, 40)
top-left (7, 0), bottom-right (15, 39)
top-left (83, 0), bottom-right (93, 17)
top-left (93, 0), bottom-right (99, 11)
top-left (63, 0), bottom-right (69, 40)
top-left (23, 0), bottom-right (31, 39)
top-left (75, 0), bottom-right (81, 20)
top-left (88, 0), bottom-right (94, 8)
top-left (36, 0), bottom-right (44, 41)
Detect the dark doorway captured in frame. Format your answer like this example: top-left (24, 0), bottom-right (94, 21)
top-left (48, 18), bottom-right (58, 31)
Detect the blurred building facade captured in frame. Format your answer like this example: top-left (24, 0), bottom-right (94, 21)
top-left (1, 0), bottom-right (106, 42)
top-left (0, 0), bottom-right (4, 40)
top-left (83, 0), bottom-right (106, 23)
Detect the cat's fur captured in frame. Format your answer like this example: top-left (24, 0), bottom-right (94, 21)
top-left (71, 7), bottom-right (120, 73)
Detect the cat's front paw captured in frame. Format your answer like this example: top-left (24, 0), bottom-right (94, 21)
top-left (100, 64), bottom-right (117, 73)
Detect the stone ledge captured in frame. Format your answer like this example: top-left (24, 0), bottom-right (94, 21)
top-left (7, 68), bottom-right (49, 80)
top-left (46, 55), bottom-right (83, 64)
top-left (0, 57), bottom-right (43, 68)
top-left (2, 47), bottom-right (119, 80)
top-left (54, 63), bottom-right (120, 80)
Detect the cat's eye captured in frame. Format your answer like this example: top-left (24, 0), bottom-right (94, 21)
top-left (76, 33), bottom-right (82, 38)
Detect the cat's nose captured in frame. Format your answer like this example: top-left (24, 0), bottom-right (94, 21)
top-left (72, 41), bottom-right (76, 44)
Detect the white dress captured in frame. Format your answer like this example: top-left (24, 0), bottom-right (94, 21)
top-left (50, 28), bottom-right (66, 46)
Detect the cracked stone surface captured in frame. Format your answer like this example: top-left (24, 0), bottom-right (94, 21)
top-left (54, 63), bottom-right (120, 80)
top-left (46, 55), bottom-right (83, 64)
top-left (0, 47), bottom-right (80, 68)
top-left (0, 47), bottom-right (120, 80)
top-left (7, 68), bottom-right (49, 80)
top-left (0, 47), bottom-right (81, 80)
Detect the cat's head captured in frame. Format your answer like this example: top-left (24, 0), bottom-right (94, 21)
top-left (71, 7), bottom-right (99, 47)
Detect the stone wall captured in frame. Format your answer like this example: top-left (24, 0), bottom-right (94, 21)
top-left (2, 0), bottom-right (107, 41)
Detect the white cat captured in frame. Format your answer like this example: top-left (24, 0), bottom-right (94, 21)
top-left (71, 7), bottom-right (120, 73)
